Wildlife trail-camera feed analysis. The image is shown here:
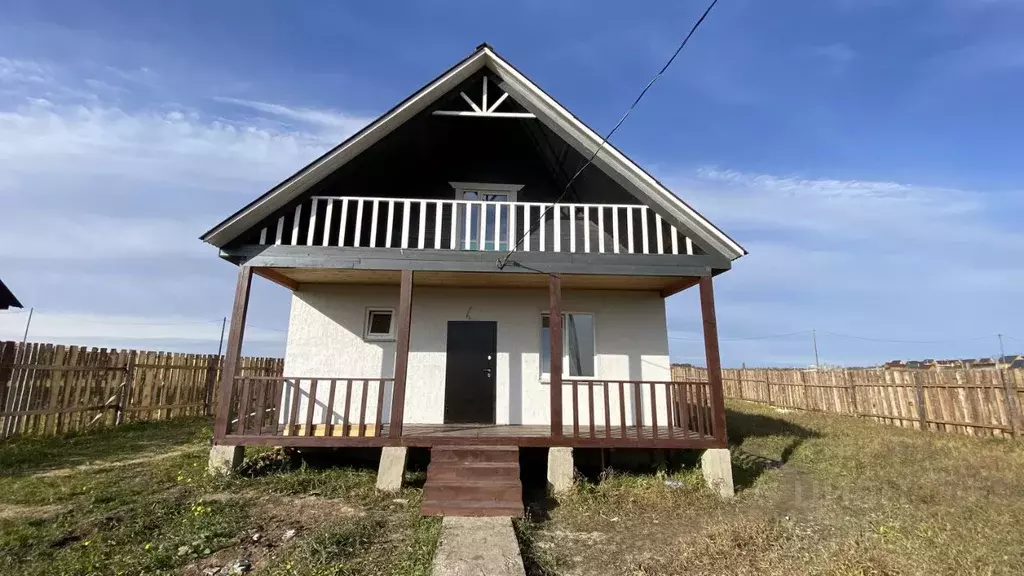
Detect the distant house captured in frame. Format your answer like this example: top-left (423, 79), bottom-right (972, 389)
top-left (971, 357), bottom-right (997, 369)
top-left (0, 278), bottom-right (21, 310)
top-left (1000, 355), bottom-right (1024, 369)
top-left (883, 357), bottom-right (1021, 370)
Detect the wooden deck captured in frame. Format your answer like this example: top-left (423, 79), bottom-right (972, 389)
top-left (222, 422), bottom-right (722, 449)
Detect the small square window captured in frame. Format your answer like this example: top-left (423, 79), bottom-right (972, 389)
top-left (364, 309), bottom-right (395, 341)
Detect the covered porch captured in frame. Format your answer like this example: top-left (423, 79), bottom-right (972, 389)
top-left (211, 267), bottom-right (729, 450)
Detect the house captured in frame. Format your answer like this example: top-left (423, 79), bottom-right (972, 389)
top-left (0, 278), bottom-right (21, 310)
top-left (200, 44), bottom-right (745, 515)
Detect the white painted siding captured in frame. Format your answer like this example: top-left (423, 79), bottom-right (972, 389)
top-left (282, 284), bottom-right (672, 427)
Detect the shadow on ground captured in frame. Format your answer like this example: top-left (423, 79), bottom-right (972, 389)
top-left (725, 406), bottom-right (819, 490)
top-left (0, 416), bottom-right (211, 477)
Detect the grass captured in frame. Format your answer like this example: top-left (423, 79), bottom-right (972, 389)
top-left (5, 402), bottom-right (1023, 575)
top-left (0, 418), bottom-right (439, 576)
top-left (517, 401), bottom-right (1024, 576)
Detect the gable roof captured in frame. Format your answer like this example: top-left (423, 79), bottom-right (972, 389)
top-left (200, 44), bottom-right (746, 261)
top-left (0, 278), bottom-right (22, 310)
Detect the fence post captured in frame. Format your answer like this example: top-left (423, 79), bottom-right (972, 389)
top-left (845, 368), bottom-right (859, 417)
top-left (998, 366), bottom-right (1022, 439)
top-left (116, 351), bottom-right (136, 426)
top-left (765, 372), bottom-right (772, 406)
top-left (0, 342), bottom-right (15, 435)
top-left (204, 355), bottom-right (219, 417)
top-left (913, 371), bottom-right (927, 431)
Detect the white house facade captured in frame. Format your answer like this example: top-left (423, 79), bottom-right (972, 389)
top-left (282, 285), bottom-right (672, 429)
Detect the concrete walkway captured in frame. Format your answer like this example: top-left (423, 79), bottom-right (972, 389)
top-left (431, 516), bottom-right (525, 576)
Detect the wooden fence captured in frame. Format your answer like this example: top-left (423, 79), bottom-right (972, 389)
top-left (0, 341), bottom-right (284, 438)
top-left (672, 365), bottom-right (1024, 440)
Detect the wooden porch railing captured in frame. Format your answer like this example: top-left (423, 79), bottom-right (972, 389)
top-left (228, 376), bottom-right (394, 439)
top-left (560, 379), bottom-right (718, 444)
top-left (255, 196), bottom-right (698, 256)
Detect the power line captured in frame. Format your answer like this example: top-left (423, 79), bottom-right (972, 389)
top-left (23, 313), bottom-right (225, 327)
top-left (817, 331), bottom-right (996, 345)
top-left (668, 330), bottom-right (1010, 345)
top-left (0, 310), bottom-right (227, 328)
top-left (497, 0), bottom-right (722, 269)
top-left (669, 330), bottom-right (811, 341)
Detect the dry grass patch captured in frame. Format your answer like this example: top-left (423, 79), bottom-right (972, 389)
top-left (518, 401), bottom-right (1024, 576)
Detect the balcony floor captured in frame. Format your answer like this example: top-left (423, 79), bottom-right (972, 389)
top-left (260, 267), bottom-right (697, 293)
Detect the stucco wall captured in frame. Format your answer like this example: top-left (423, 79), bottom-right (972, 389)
top-left (281, 284), bottom-right (672, 428)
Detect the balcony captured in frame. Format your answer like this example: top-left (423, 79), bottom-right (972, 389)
top-left (254, 195), bottom-right (699, 256)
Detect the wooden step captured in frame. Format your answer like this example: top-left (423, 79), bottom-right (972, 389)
top-left (421, 500), bottom-right (524, 517)
top-left (430, 446), bottom-right (519, 464)
top-left (426, 461), bottom-right (520, 482)
top-left (422, 446), bottom-right (524, 517)
top-left (424, 479), bottom-right (522, 503)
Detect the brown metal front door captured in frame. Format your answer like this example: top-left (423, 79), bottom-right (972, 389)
top-left (443, 321), bottom-right (497, 424)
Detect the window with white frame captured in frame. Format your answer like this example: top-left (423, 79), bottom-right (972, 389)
top-left (540, 313), bottom-right (596, 378)
top-left (450, 182), bottom-right (523, 251)
top-left (364, 308), bottom-right (395, 341)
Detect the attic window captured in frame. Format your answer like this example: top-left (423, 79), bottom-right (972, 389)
top-left (364, 309), bottom-right (395, 341)
top-left (451, 182), bottom-right (523, 251)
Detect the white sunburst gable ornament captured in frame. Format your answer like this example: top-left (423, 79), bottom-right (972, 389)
top-left (432, 76), bottom-right (535, 119)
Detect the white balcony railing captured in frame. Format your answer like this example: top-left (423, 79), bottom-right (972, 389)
top-left (256, 196), bottom-right (696, 256)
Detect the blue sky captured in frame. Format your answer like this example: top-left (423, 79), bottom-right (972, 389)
top-left (0, 0), bottom-right (1021, 366)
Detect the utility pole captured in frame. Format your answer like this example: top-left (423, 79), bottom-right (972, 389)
top-left (20, 307), bottom-right (33, 347)
top-left (216, 317), bottom-right (227, 357)
top-left (812, 329), bottom-right (821, 371)
top-left (997, 333), bottom-right (1022, 439)
top-left (4, 307), bottom-right (33, 437)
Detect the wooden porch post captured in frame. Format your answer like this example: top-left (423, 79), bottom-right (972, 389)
top-left (699, 276), bottom-right (728, 447)
top-left (214, 265), bottom-right (253, 440)
top-left (549, 274), bottom-right (563, 438)
top-left (389, 270), bottom-right (414, 439)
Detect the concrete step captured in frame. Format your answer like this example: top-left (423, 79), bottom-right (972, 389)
top-left (430, 446), bottom-right (519, 464)
top-left (427, 461), bottom-right (521, 482)
top-left (421, 500), bottom-right (524, 517)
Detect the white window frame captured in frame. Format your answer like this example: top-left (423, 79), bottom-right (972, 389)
top-left (363, 308), bottom-right (396, 341)
top-left (449, 182), bottom-right (523, 201)
top-left (449, 182), bottom-right (523, 251)
top-left (540, 311), bottom-right (598, 381)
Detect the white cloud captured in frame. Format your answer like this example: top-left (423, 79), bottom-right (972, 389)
top-left (0, 310), bottom-right (285, 346)
top-left (661, 168), bottom-right (1023, 365)
top-left (677, 168), bottom-right (1022, 250)
top-left (0, 57), bottom-right (48, 84)
top-left (0, 99), bottom-right (339, 193)
top-left (0, 212), bottom-right (210, 260)
top-left (0, 55), bottom-right (355, 353)
top-left (215, 96), bottom-right (372, 133)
